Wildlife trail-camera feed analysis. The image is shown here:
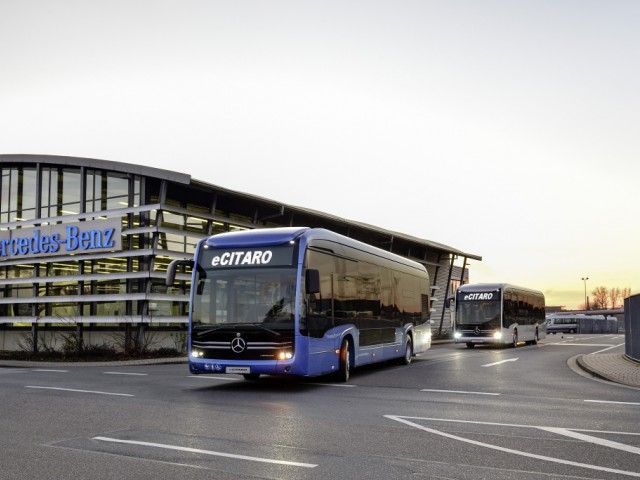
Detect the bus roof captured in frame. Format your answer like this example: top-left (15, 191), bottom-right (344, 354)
top-left (546, 313), bottom-right (606, 320)
top-left (457, 283), bottom-right (544, 296)
top-left (206, 227), bottom-right (309, 248)
top-left (202, 227), bottom-right (426, 272)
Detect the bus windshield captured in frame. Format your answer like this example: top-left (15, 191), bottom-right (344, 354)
top-left (192, 266), bottom-right (297, 331)
top-left (456, 301), bottom-right (501, 326)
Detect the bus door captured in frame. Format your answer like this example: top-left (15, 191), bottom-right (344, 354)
top-left (303, 270), bottom-right (342, 375)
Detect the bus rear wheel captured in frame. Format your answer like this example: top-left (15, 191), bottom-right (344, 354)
top-left (511, 331), bottom-right (518, 348)
top-left (336, 338), bottom-right (351, 382)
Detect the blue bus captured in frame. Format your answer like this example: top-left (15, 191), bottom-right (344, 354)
top-left (453, 283), bottom-right (546, 348)
top-left (166, 227), bottom-right (432, 382)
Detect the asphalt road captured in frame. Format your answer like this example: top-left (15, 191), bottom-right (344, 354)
top-left (1, 334), bottom-right (638, 480)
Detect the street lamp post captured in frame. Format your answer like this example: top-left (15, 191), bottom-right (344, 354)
top-left (581, 277), bottom-right (589, 310)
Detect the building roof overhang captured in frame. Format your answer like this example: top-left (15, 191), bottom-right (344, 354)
top-left (1, 154), bottom-right (482, 261)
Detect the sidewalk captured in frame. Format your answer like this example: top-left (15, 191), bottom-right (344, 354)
top-left (0, 356), bottom-right (187, 368)
top-left (574, 353), bottom-right (640, 389)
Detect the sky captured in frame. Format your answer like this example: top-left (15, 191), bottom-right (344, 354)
top-left (1, 1), bottom-right (638, 309)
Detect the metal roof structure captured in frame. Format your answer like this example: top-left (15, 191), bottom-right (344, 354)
top-left (1, 153), bottom-right (482, 262)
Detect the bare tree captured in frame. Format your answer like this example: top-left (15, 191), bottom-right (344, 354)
top-left (591, 286), bottom-right (609, 310)
top-left (609, 287), bottom-right (622, 309)
top-left (609, 287), bottom-right (632, 308)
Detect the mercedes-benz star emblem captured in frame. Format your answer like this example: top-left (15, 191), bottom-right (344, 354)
top-left (474, 326), bottom-right (481, 336)
top-left (231, 335), bottom-right (246, 353)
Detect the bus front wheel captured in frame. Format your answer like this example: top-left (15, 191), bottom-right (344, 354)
top-left (337, 338), bottom-right (351, 382)
top-left (511, 331), bottom-right (518, 348)
top-left (466, 343), bottom-right (475, 349)
top-left (401, 336), bottom-right (413, 365)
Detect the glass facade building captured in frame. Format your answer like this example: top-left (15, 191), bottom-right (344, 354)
top-left (0, 154), bottom-right (480, 350)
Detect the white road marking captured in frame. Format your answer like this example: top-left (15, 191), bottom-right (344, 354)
top-left (25, 386), bottom-right (134, 397)
top-left (385, 415), bottom-right (640, 478)
top-left (547, 343), bottom-right (613, 347)
top-left (103, 372), bottom-right (148, 376)
top-left (482, 358), bottom-right (518, 367)
top-left (420, 389), bottom-right (499, 396)
top-left (32, 369), bottom-right (69, 373)
top-left (590, 343), bottom-right (625, 354)
top-left (585, 399), bottom-right (640, 406)
top-left (188, 376), bottom-right (241, 381)
top-left (539, 427), bottom-right (640, 455)
top-left (312, 383), bottom-right (356, 387)
top-left (92, 436), bottom-right (318, 468)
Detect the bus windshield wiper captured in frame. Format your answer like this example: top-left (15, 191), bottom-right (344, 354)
top-left (245, 323), bottom-right (282, 336)
top-left (194, 326), bottom-right (227, 337)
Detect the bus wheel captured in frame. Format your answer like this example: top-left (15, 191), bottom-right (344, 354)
top-left (466, 343), bottom-right (475, 349)
top-left (511, 331), bottom-right (518, 348)
top-left (532, 330), bottom-right (538, 345)
top-left (243, 374), bottom-right (260, 381)
top-left (337, 338), bottom-right (351, 382)
top-left (401, 336), bottom-right (413, 365)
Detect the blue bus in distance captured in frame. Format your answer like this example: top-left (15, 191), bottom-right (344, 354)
top-left (166, 227), bottom-right (432, 382)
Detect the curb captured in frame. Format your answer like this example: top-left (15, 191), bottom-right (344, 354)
top-left (574, 353), bottom-right (640, 390)
top-left (576, 355), bottom-right (616, 383)
top-left (0, 357), bottom-right (187, 368)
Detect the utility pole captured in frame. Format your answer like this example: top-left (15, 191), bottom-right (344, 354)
top-left (581, 277), bottom-right (589, 310)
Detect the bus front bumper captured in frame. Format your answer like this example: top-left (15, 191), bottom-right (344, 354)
top-left (188, 358), bottom-right (296, 376)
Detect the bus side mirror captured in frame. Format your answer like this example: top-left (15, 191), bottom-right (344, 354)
top-left (305, 269), bottom-right (320, 294)
top-left (445, 297), bottom-right (454, 308)
top-left (166, 259), bottom-right (193, 286)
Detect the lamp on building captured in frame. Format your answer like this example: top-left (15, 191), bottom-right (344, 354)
top-left (581, 276), bottom-right (589, 310)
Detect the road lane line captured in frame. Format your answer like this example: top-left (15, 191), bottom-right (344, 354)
top-left (385, 415), bottom-right (640, 478)
top-left (420, 389), bottom-right (499, 396)
top-left (32, 369), bottom-right (69, 373)
top-left (188, 376), bottom-right (241, 381)
top-left (311, 383), bottom-right (356, 387)
top-left (482, 358), bottom-right (518, 367)
top-left (92, 436), bottom-right (317, 468)
top-left (590, 343), bottom-right (625, 354)
top-left (585, 399), bottom-right (640, 406)
top-left (103, 372), bottom-right (148, 376)
top-left (538, 427), bottom-right (640, 455)
top-left (25, 386), bottom-right (134, 397)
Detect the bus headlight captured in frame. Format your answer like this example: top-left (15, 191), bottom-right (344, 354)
top-left (278, 351), bottom-right (293, 360)
top-left (493, 331), bottom-right (502, 339)
top-left (191, 350), bottom-right (204, 358)
top-left (453, 332), bottom-right (462, 339)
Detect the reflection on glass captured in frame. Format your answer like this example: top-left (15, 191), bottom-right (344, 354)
top-left (193, 267), bottom-right (296, 331)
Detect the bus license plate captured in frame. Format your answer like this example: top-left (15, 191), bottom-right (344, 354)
top-left (226, 366), bottom-right (250, 374)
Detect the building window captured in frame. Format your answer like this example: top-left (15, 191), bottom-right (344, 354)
top-left (39, 167), bottom-right (82, 217)
top-left (1, 167), bottom-right (38, 222)
top-left (86, 170), bottom-right (132, 212)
